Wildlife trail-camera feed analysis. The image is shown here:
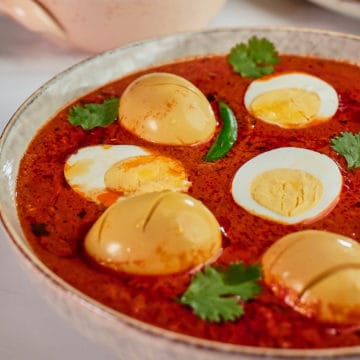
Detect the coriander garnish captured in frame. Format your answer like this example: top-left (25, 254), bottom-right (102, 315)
top-left (228, 36), bottom-right (280, 78)
top-left (68, 97), bottom-right (119, 130)
top-left (331, 131), bottom-right (360, 170)
top-left (179, 262), bottom-right (262, 323)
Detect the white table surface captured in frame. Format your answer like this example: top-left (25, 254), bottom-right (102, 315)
top-left (1, 1), bottom-right (359, 359)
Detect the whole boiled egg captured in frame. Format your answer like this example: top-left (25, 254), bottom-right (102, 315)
top-left (85, 191), bottom-right (222, 275)
top-left (64, 145), bottom-right (190, 206)
top-left (262, 230), bottom-right (360, 324)
top-left (119, 72), bottom-right (217, 145)
top-left (244, 72), bottom-right (339, 128)
top-left (231, 147), bottom-right (342, 225)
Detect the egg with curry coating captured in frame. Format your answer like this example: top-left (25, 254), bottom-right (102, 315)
top-left (84, 191), bottom-right (222, 275)
top-left (262, 230), bottom-right (360, 324)
top-left (119, 72), bottom-right (217, 145)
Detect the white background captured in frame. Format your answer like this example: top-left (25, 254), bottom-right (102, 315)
top-left (1, 0), bottom-right (360, 359)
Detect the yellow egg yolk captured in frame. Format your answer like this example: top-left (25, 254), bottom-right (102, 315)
top-left (250, 168), bottom-right (323, 217)
top-left (104, 155), bottom-right (191, 197)
top-left (250, 88), bottom-right (321, 127)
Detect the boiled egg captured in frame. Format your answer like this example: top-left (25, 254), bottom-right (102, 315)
top-left (85, 191), bottom-right (222, 275)
top-left (64, 145), bottom-right (190, 206)
top-left (119, 72), bottom-right (217, 145)
top-left (262, 230), bottom-right (360, 324)
top-left (231, 147), bottom-right (342, 224)
top-left (244, 72), bottom-right (338, 128)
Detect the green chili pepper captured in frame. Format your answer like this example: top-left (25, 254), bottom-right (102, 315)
top-left (204, 100), bottom-right (238, 162)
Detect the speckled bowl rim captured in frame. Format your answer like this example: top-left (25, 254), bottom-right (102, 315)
top-left (1, 27), bottom-right (360, 359)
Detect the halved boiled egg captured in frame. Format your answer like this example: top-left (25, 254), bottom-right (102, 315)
top-left (119, 72), bottom-right (217, 145)
top-left (231, 147), bottom-right (342, 224)
top-left (262, 230), bottom-right (360, 324)
top-left (85, 191), bottom-right (222, 275)
top-left (64, 145), bottom-right (190, 206)
top-left (104, 154), bottom-right (190, 197)
top-left (244, 72), bottom-right (339, 128)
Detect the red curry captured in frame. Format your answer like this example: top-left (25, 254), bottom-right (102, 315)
top-left (16, 55), bottom-right (360, 348)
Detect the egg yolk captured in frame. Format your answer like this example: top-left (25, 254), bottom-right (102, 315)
top-left (250, 168), bottom-right (323, 217)
top-left (250, 88), bottom-right (321, 127)
top-left (262, 230), bottom-right (360, 324)
top-left (84, 191), bottom-right (222, 275)
top-left (119, 72), bottom-right (216, 145)
top-left (104, 155), bottom-right (191, 196)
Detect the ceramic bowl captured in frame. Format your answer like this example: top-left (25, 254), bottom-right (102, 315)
top-left (308, 0), bottom-right (360, 19)
top-left (0, 0), bottom-right (226, 52)
top-left (1, 27), bottom-right (360, 360)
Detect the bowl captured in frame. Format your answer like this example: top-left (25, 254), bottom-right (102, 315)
top-left (308, 0), bottom-right (360, 20)
top-left (1, 27), bottom-right (360, 360)
top-left (0, 0), bottom-right (226, 52)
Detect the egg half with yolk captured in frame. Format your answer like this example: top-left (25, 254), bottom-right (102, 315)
top-left (244, 72), bottom-right (339, 128)
top-left (231, 147), bottom-right (342, 224)
top-left (262, 230), bottom-right (360, 324)
top-left (119, 72), bottom-right (217, 145)
top-left (85, 191), bottom-right (222, 275)
top-left (64, 145), bottom-right (190, 206)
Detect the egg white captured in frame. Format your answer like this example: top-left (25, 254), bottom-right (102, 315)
top-left (244, 72), bottom-right (339, 123)
top-left (231, 147), bottom-right (342, 224)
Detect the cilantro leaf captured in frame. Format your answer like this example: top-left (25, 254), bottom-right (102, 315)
top-left (228, 36), bottom-right (279, 78)
top-left (219, 262), bottom-right (262, 300)
top-left (330, 131), bottom-right (360, 170)
top-left (179, 262), bottom-right (262, 323)
top-left (68, 97), bottom-right (119, 130)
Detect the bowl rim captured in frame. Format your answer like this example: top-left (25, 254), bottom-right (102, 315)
top-left (1, 26), bottom-right (360, 358)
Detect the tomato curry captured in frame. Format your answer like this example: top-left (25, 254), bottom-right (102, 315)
top-left (16, 55), bottom-right (360, 349)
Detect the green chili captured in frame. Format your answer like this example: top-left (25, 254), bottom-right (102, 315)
top-left (204, 100), bottom-right (238, 162)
